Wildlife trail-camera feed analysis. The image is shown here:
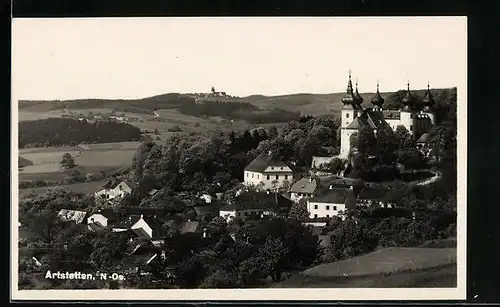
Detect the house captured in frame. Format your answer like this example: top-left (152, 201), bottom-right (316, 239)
top-left (219, 191), bottom-right (293, 222)
top-left (289, 177), bottom-right (317, 203)
top-left (307, 187), bottom-right (357, 219)
top-left (86, 209), bottom-right (118, 232)
top-left (57, 209), bottom-right (87, 224)
top-left (357, 186), bottom-right (395, 208)
top-left (94, 179), bottom-right (132, 200)
top-left (113, 214), bottom-right (164, 240)
top-left (243, 152), bottom-right (294, 190)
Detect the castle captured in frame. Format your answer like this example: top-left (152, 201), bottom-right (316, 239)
top-left (339, 71), bottom-right (436, 159)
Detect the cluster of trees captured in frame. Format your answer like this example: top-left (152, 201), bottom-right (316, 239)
top-left (132, 115), bottom-right (341, 198)
top-left (178, 100), bottom-right (301, 124)
top-left (19, 118), bottom-right (142, 148)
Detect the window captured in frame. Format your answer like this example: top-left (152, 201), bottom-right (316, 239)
top-left (276, 175), bottom-right (279, 180)
top-left (285, 175), bottom-right (288, 180)
top-left (271, 167), bottom-right (274, 170)
top-left (244, 212), bottom-right (249, 216)
top-left (257, 175), bottom-right (260, 179)
top-left (314, 205), bottom-right (318, 209)
top-left (346, 113), bottom-right (350, 118)
top-left (252, 173), bottom-right (254, 178)
top-left (314, 214), bottom-right (318, 219)
top-left (267, 175), bottom-right (270, 180)
top-left (237, 212), bottom-right (241, 216)
top-left (333, 206), bottom-right (337, 211)
top-left (280, 167), bottom-right (283, 170)
top-left (410, 125), bottom-right (413, 130)
top-left (246, 173), bottom-right (249, 177)
top-left (326, 205), bottom-right (330, 210)
top-left (326, 215), bottom-right (330, 218)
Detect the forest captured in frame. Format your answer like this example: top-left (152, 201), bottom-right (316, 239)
top-left (18, 118), bottom-right (142, 148)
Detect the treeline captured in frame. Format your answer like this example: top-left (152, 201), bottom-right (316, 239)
top-left (19, 118), bottom-right (142, 148)
top-left (178, 100), bottom-right (301, 124)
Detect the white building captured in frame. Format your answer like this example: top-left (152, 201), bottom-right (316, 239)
top-left (219, 191), bottom-right (293, 222)
top-left (243, 152), bottom-right (294, 190)
top-left (338, 72), bottom-right (436, 159)
top-left (87, 213), bottom-right (109, 232)
top-left (113, 214), bottom-right (164, 240)
top-left (307, 187), bottom-right (357, 219)
top-left (289, 177), bottom-right (317, 203)
top-left (95, 180), bottom-right (132, 200)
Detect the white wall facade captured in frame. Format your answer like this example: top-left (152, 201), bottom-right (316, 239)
top-left (341, 108), bottom-right (356, 128)
top-left (220, 208), bottom-right (271, 222)
top-left (307, 201), bottom-right (346, 219)
top-left (399, 111), bottom-right (414, 135)
top-left (131, 218), bottom-right (153, 239)
top-left (340, 129), bottom-right (357, 159)
top-left (385, 118), bottom-right (401, 131)
top-left (94, 182), bottom-right (131, 200)
top-left (87, 214), bottom-right (108, 227)
top-left (243, 170), bottom-right (293, 190)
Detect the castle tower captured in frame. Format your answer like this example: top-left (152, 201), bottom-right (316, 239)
top-left (354, 79), bottom-right (364, 111)
top-left (400, 81), bottom-right (417, 135)
top-left (340, 70), bottom-right (359, 159)
top-left (422, 82), bottom-right (436, 125)
top-left (370, 80), bottom-right (385, 112)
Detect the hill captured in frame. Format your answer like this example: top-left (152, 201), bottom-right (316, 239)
top-left (18, 87), bottom-right (457, 118)
top-left (273, 247), bottom-right (456, 288)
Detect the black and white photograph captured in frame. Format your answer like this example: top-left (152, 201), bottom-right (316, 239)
top-left (11, 17), bottom-right (467, 300)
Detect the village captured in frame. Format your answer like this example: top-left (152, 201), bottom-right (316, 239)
top-left (17, 72), bottom-right (457, 289)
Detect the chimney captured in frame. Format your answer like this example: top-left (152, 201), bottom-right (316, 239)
top-left (309, 177), bottom-right (313, 183)
top-left (329, 185), bottom-right (333, 190)
top-left (202, 228), bottom-right (207, 238)
top-left (349, 185), bottom-right (354, 190)
top-left (140, 214), bottom-right (143, 219)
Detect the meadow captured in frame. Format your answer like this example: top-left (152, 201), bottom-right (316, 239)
top-left (19, 180), bottom-right (110, 198)
top-left (273, 247), bottom-right (457, 288)
top-left (18, 142), bottom-right (139, 182)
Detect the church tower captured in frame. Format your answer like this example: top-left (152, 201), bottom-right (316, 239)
top-left (340, 71), bottom-right (359, 159)
top-left (400, 81), bottom-right (417, 135)
top-left (422, 82), bottom-right (436, 125)
top-left (370, 80), bottom-right (385, 113)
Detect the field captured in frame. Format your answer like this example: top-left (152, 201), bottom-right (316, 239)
top-left (273, 247), bottom-right (457, 288)
top-left (19, 180), bottom-right (109, 198)
top-left (18, 142), bottom-right (139, 181)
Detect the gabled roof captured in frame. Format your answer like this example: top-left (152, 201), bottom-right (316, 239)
top-left (290, 178), bottom-right (317, 194)
top-left (244, 153), bottom-right (290, 173)
top-left (57, 209), bottom-right (87, 224)
top-left (102, 179), bottom-right (132, 190)
top-left (417, 132), bottom-right (431, 143)
top-left (115, 215), bottom-right (142, 229)
top-left (220, 191), bottom-right (293, 211)
top-left (180, 221), bottom-right (201, 234)
top-left (309, 187), bottom-right (354, 204)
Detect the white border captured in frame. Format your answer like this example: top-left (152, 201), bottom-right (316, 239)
top-left (11, 16), bottom-right (467, 301)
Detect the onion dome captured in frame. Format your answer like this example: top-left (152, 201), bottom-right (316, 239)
top-left (354, 79), bottom-right (364, 105)
top-left (401, 81), bottom-right (416, 111)
top-left (341, 70), bottom-right (357, 105)
top-left (422, 82), bottom-right (436, 111)
top-left (371, 81), bottom-right (385, 107)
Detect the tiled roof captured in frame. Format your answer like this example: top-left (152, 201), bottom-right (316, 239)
top-left (310, 187), bottom-right (354, 204)
top-left (417, 132), bottom-right (431, 143)
top-left (244, 153), bottom-right (289, 173)
top-left (180, 221), bottom-right (200, 234)
top-left (115, 215), bottom-right (142, 229)
top-left (290, 178), bottom-right (317, 194)
top-left (57, 209), bottom-right (87, 224)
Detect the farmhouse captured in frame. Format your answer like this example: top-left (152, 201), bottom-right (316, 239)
top-left (289, 177), bottom-right (317, 203)
top-left (113, 214), bottom-right (164, 240)
top-left (243, 152), bottom-right (294, 190)
top-left (338, 72), bottom-right (436, 159)
top-left (307, 187), bottom-right (357, 219)
top-left (57, 209), bottom-right (87, 224)
top-left (95, 179), bottom-right (132, 200)
top-left (219, 191), bottom-right (293, 222)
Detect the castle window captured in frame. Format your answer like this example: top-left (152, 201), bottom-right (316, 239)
top-left (271, 167), bottom-right (274, 170)
top-left (346, 113), bottom-right (350, 118)
top-left (314, 205), bottom-right (318, 209)
top-left (333, 206), bottom-right (337, 211)
top-left (266, 175), bottom-right (270, 180)
top-left (314, 214), bottom-right (318, 219)
top-left (326, 205), bottom-right (330, 210)
top-left (410, 125), bottom-right (413, 130)
top-left (275, 175), bottom-right (279, 180)
top-left (326, 215), bottom-right (330, 218)
top-left (252, 173), bottom-right (254, 178)
top-left (280, 167), bottom-right (283, 170)
top-left (285, 175), bottom-right (288, 180)
top-left (257, 175), bottom-right (260, 179)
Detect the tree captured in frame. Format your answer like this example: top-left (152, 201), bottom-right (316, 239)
top-left (60, 153), bottom-right (75, 169)
top-left (376, 127), bottom-right (398, 165)
top-left (288, 198), bottom-right (309, 221)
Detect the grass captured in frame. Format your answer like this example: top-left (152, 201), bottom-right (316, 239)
top-left (19, 166), bottom-right (119, 182)
top-left (302, 247), bottom-right (456, 278)
top-left (76, 150), bottom-right (136, 167)
top-left (273, 263), bottom-right (457, 288)
top-left (19, 150), bottom-right (81, 173)
top-left (19, 180), bottom-right (109, 198)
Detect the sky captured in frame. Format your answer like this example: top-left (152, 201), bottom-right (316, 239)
top-left (12, 17), bottom-right (467, 100)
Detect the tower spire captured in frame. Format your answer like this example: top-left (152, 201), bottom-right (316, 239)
top-left (401, 80), bottom-right (415, 110)
top-left (354, 78), bottom-right (363, 105)
top-left (422, 80), bottom-right (435, 111)
top-left (371, 79), bottom-right (384, 107)
top-left (342, 69), bottom-right (356, 105)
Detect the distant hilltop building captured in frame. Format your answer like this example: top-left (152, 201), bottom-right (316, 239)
top-left (339, 71), bottom-right (436, 159)
top-left (195, 86), bottom-right (247, 104)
